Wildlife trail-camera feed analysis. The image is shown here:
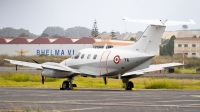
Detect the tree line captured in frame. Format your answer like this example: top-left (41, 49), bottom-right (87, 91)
top-left (160, 35), bottom-right (176, 56)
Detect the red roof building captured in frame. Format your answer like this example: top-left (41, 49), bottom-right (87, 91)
top-left (51, 37), bottom-right (73, 44)
top-left (7, 37), bottom-right (29, 44)
top-left (29, 37), bottom-right (50, 44)
top-left (74, 37), bottom-right (95, 44)
top-left (0, 38), bottom-right (7, 44)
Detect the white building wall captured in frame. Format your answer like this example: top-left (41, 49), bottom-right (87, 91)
top-left (174, 40), bottom-right (200, 57)
top-left (0, 44), bottom-right (93, 56)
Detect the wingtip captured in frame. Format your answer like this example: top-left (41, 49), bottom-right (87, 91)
top-left (189, 19), bottom-right (196, 24)
top-left (4, 59), bottom-right (9, 62)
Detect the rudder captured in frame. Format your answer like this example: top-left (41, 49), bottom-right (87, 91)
top-left (133, 25), bottom-right (166, 54)
top-left (115, 25), bottom-right (166, 55)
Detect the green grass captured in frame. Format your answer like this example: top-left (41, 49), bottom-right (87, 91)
top-left (1, 73), bottom-right (200, 90)
top-left (0, 72), bottom-right (57, 82)
top-left (141, 78), bottom-right (200, 89)
top-left (74, 76), bottom-right (124, 88)
top-left (174, 68), bottom-right (197, 74)
top-left (0, 73), bottom-right (124, 88)
top-left (131, 78), bottom-right (200, 90)
top-left (144, 78), bottom-right (183, 89)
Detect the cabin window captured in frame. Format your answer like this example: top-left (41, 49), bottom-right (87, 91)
top-left (87, 54), bottom-right (91, 59)
top-left (74, 52), bottom-right (81, 59)
top-left (81, 54), bottom-right (85, 59)
top-left (93, 54), bottom-right (97, 59)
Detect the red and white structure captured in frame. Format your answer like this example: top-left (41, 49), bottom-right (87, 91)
top-left (0, 37), bottom-right (134, 56)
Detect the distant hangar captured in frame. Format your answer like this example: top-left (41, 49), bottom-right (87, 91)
top-left (0, 37), bottom-right (134, 56)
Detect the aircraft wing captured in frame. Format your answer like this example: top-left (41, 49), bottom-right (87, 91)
top-left (4, 59), bottom-right (42, 69)
top-left (122, 62), bottom-right (183, 77)
top-left (4, 59), bottom-right (81, 74)
top-left (41, 62), bottom-right (81, 73)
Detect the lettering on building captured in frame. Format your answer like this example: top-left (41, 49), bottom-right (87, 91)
top-left (36, 49), bottom-right (75, 56)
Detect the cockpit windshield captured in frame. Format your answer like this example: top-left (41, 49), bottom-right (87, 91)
top-left (73, 52), bottom-right (81, 59)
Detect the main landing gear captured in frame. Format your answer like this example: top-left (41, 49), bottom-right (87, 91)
top-left (125, 81), bottom-right (134, 90)
top-left (122, 78), bottom-right (134, 90)
top-left (60, 77), bottom-right (77, 90)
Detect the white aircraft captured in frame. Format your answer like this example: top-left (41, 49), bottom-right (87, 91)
top-left (5, 17), bottom-right (193, 90)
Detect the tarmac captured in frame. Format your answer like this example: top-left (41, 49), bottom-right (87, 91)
top-left (0, 87), bottom-right (200, 112)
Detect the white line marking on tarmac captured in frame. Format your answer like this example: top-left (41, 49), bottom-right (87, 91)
top-left (189, 104), bottom-right (200, 106)
top-left (157, 100), bottom-right (200, 102)
top-left (1, 100), bottom-right (200, 108)
top-left (183, 110), bottom-right (200, 112)
top-left (191, 95), bottom-right (200, 98)
top-left (149, 109), bottom-right (167, 111)
top-left (69, 107), bottom-right (103, 111)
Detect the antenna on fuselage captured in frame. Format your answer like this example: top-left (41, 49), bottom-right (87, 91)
top-left (103, 44), bottom-right (107, 49)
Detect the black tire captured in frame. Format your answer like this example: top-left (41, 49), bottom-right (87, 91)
top-left (62, 81), bottom-right (69, 90)
top-left (73, 84), bottom-right (77, 87)
top-left (126, 81), bottom-right (134, 90)
top-left (129, 81), bottom-right (134, 88)
top-left (60, 88), bottom-right (65, 90)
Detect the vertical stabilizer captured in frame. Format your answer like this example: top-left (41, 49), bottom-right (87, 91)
top-left (133, 25), bottom-right (166, 54)
top-left (116, 25), bottom-right (166, 55)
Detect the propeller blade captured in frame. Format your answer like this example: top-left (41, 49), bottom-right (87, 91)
top-left (32, 59), bottom-right (39, 64)
top-left (103, 77), bottom-right (107, 85)
top-left (42, 76), bottom-right (44, 84)
top-left (15, 65), bottom-right (18, 71)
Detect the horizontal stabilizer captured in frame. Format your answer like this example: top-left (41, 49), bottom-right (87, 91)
top-left (122, 62), bottom-right (183, 77)
top-left (149, 62), bottom-right (184, 68)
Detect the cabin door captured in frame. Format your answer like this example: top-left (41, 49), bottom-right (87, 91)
top-left (100, 50), bottom-right (111, 75)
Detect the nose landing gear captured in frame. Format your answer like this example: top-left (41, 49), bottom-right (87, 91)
top-left (60, 77), bottom-right (77, 90)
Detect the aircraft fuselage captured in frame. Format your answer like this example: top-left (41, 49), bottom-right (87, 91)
top-left (61, 48), bottom-right (154, 77)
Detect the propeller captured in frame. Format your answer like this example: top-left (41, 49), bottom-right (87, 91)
top-left (32, 59), bottom-right (39, 64)
top-left (15, 65), bottom-right (18, 71)
top-left (32, 59), bottom-right (45, 85)
top-left (103, 77), bottom-right (107, 85)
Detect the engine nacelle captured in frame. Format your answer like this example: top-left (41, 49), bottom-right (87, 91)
top-left (42, 69), bottom-right (73, 78)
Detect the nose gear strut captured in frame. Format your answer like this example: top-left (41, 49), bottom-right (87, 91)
top-left (60, 77), bottom-right (77, 90)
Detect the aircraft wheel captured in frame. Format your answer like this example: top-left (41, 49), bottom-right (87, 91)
top-left (60, 81), bottom-right (69, 90)
top-left (73, 84), bottom-right (77, 87)
top-left (126, 81), bottom-right (134, 90)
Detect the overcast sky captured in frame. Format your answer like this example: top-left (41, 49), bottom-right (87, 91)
top-left (0, 0), bottom-right (199, 35)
